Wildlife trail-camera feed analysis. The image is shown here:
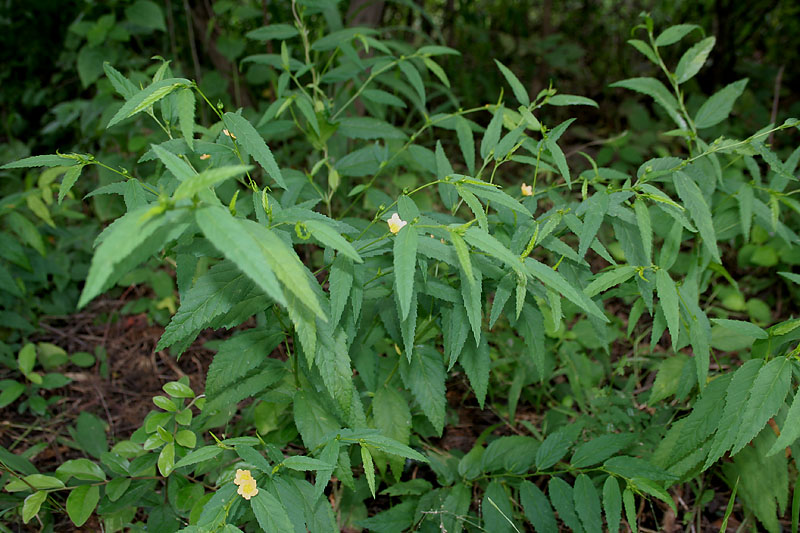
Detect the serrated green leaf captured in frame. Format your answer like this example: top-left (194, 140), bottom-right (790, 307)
top-left (545, 138), bottom-right (571, 187)
top-left (655, 269), bottom-right (679, 351)
top-left (329, 255), bottom-right (353, 327)
top-left (627, 39), bottom-right (659, 64)
top-left (80, 207), bottom-right (188, 308)
top-left (251, 489), bottom-right (294, 532)
top-left (584, 266), bottom-right (636, 298)
top-left (520, 480), bottom-right (557, 532)
top-left (311, 27), bottom-right (377, 51)
top-left (623, 489), bottom-right (637, 533)
top-left (246, 24), bottom-right (299, 41)
top-left (549, 477), bottom-right (585, 533)
top-left (337, 117), bottom-right (406, 140)
top-left (198, 207), bottom-right (323, 318)
top-left (464, 226), bottom-right (525, 275)
top-left (448, 230), bottom-right (474, 285)
top-left (66, 484), bottom-right (99, 527)
top-left (150, 143), bottom-right (194, 181)
top-left (103, 62), bottom-right (138, 100)
top-left (655, 24), bottom-right (701, 46)
top-left (107, 77), bottom-right (190, 128)
top-left (461, 267), bottom-right (482, 346)
top-left (603, 477), bottom-right (622, 533)
top-left (406, 347), bottom-right (445, 435)
top-left (223, 112), bottom-right (285, 188)
top-left (459, 333), bottom-right (489, 408)
top-left (174, 445), bottom-right (222, 469)
top-left (674, 171), bottom-right (720, 262)
top-left (454, 116), bottom-right (475, 175)
top-left (361, 445), bottom-right (376, 497)
top-left (483, 481), bottom-right (517, 532)
top-left (176, 88), bottom-right (195, 150)
top-left (632, 477), bottom-right (676, 514)
top-left (694, 78), bottom-right (748, 129)
top-left (571, 434), bottom-right (635, 469)
top-left (574, 474), bottom-right (603, 533)
top-left (675, 37), bottom-right (715, 84)
top-left (711, 319), bottom-right (768, 339)
top-left (422, 57), bottom-right (450, 88)
top-left (455, 185), bottom-right (488, 230)
top-left (394, 224), bottom-right (417, 321)
top-left (1, 154), bottom-right (78, 170)
top-left (609, 77), bottom-right (683, 128)
top-left (305, 219), bottom-right (362, 263)
top-left (768, 390), bottom-right (800, 456)
top-left (315, 325), bottom-right (353, 418)
top-left (462, 181), bottom-right (532, 217)
top-left (480, 105), bottom-right (505, 160)
top-left (398, 60), bottom-right (425, 106)
top-left (235, 445), bottom-right (272, 473)
top-left (495, 60), bottom-right (529, 106)
top-left (58, 164), bottom-right (85, 204)
top-left (633, 199), bottom-right (652, 263)
top-left (361, 88), bottom-right (406, 108)
top-left (157, 261), bottom-right (266, 352)
top-left (525, 258), bottom-right (608, 321)
top-left (548, 94), bottom-right (598, 108)
top-left (173, 165), bottom-right (251, 201)
top-left (732, 357), bottom-right (792, 455)
top-left (536, 431), bottom-right (572, 470)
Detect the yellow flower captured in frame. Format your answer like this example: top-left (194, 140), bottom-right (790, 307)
top-left (237, 477), bottom-right (259, 500)
top-left (234, 469), bottom-right (258, 500)
top-left (387, 213), bottom-right (407, 234)
top-left (521, 183), bottom-right (533, 196)
top-left (222, 129), bottom-right (236, 140)
top-left (234, 469), bottom-right (253, 485)
top-left (199, 153), bottom-right (211, 160)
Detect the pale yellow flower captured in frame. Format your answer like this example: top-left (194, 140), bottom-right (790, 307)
top-left (234, 469), bottom-right (253, 485)
top-left (237, 477), bottom-right (258, 500)
top-left (199, 153), bottom-right (211, 160)
top-left (387, 213), bottom-right (407, 234)
top-left (222, 129), bottom-right (236, 140)
top-left (521, 183), bottom-right (533, 196)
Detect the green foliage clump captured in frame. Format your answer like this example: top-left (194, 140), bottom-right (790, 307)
top-left (1, 2), bottom-right (799, 532)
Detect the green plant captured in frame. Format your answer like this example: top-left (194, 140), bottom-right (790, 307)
top-left (1, 6), bottom-right (799, 533)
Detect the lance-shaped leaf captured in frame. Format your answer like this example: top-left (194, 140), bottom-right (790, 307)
top-left (495, 59), bottom-right (529, 106)
top-left (694, 78), bottom-right (748, 129)
top-left (480, 105), bottom-right (505, 160)
top-left (398, 60), bottom-right (425, 106)
top-left (195, 207), bottom-right (326, 318)
top-left (79, 207), bottom-right (189, 308)
top-left (463, 226), bottom-right (525, 276)
top-left (675, 37), bottom-right (715, 84)
top-left (223, 112), bottom-right (285, 188)
top-left (1, 154), bottom-right (79, 169)
top-left (405, 347), bottom-right (445, 435)
top-left (394, 224), bottom-right (417, 321)
top-left (655, 269), bottom-right (680, 351)
top-left (525, 258), bottom-right (608, 322)
top-left (107, 77), bottom-right (190, 128)
top-left (674, 171), bottom-right (720, 262)
top-left (176, 88), bottom-right (196, 150)
top-left (454, 116), bottom-right (475, 175)
top-left (731, 357), bottom-right (792, 455)
top-left (610, 77), bottom-right (683, 128)
top-left (305, 219), bottom-right (362, 263)
top-left (173, 165), bottom-right (251, 201)
top-left (251, 490), bottom-right (294, 532)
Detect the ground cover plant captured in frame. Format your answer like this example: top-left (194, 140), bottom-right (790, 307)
top-left (1, 1), bottom-right (800, 531)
